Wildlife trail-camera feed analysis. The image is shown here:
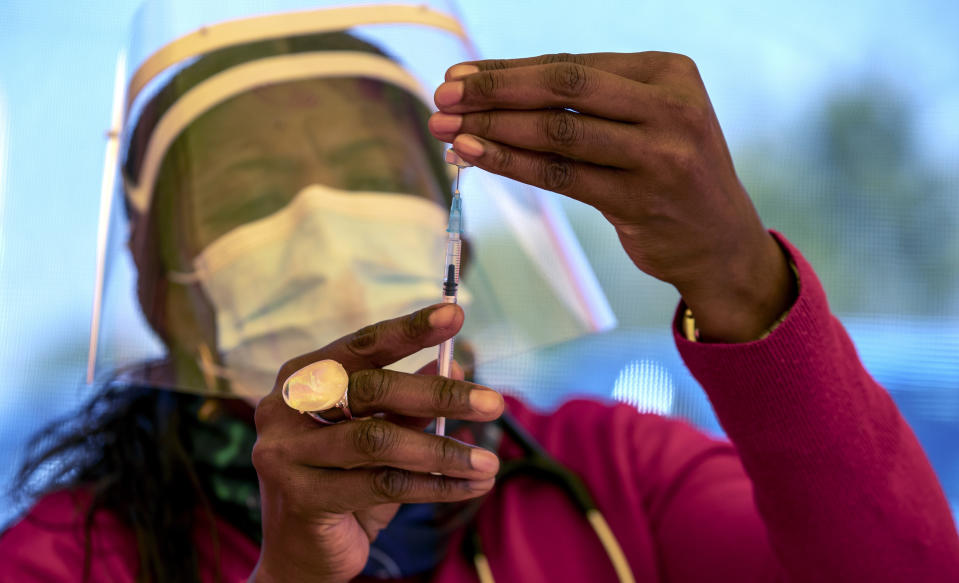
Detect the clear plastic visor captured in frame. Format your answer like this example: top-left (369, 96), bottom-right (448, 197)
top-left (88, 0), bottom-right (615, 399)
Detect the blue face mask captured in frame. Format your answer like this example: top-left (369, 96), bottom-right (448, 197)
top-left (362, 502), bottom-right (445, 579)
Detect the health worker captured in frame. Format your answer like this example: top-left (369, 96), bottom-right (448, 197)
top-left (2, 2), bottom-right (957, 582)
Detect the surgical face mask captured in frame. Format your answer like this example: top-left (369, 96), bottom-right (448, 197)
top-left (170, 183), bottom-right (466, 400)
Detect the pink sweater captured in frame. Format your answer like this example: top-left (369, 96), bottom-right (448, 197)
top-left (3, 235), bottom-right (958, 581)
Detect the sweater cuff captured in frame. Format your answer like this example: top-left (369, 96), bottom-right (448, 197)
top-left (673, 230), bottom-right (809, 346)
top-left (671, 231), bottom-right (839, 435)
top-left (680, 259), bottom-right (798, 343)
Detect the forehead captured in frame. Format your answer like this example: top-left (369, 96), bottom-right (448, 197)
top-left (151, 77), bottom-right (448, 255)
top-left (187, 77), bottom-right (430, 176)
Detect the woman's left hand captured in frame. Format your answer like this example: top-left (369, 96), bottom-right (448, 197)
top-left (429, 52), bottom-right (794, 342)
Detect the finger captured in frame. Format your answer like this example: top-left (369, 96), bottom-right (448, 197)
top-left (301, 467), bottom-right (495, 513)
top-left (430, 109), bottom-right (641, 169)
top-left (434, 62), bottom-right (656, 123)
top-left (358, 468), bottom-right (495, 507)
top-left (295, 418), bottom-right (500, 479)
top-left (383, 360), bottom-right (466, 430)
top-left (277, 303), bottom-right (464, 383)
top-left (446, 51), bottom-right (691, 84)
top-left (450, 133), bottom-right (621, 208)
top-left (347, 369), bottom-right (503, 420)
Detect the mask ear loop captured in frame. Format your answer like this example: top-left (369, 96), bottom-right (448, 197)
top-left (167, 268), bottom-right (203, 285)
top-left (197, 342), bottom-right (221, 395)
top-left (167, 264), bottom-right (222, 394)
top-left (167, 247), bottom-right (226, 395)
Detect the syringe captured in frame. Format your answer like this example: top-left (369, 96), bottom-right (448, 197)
top-left (435, 153), bottom-right (467, 437)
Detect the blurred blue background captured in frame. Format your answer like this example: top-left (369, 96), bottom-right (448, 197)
top-left (1, 0), bottom-right (957, 531)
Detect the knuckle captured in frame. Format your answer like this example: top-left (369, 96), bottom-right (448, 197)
top-left (352, 418), bottom-right (397, 459)
top-left (251, 439), bottom-right (287, 475)
top-left (541, 155), bottom-right (575, 192)
top-left (346, 322), bottom-right (382, 355)
top-left (430, 473), bottom-right (455, 498)
top-left (473, 70), bottom-right (499, 99)
top-left (435, 436), bottom-right (469, 469)
top-left (489, 144), bottom-right (515, 171)
top-left (545, 63), bottom-right (591, 99)
top-left (473, 110), bottom-right (494, 137)
top-left (540, 52), bottom-right (587, 66)
top-left (371, 467), bottom-right (414, 501)
top-left (401, 309), bottom-right (430, 342)
top-left (665, 92), bottom-right (708, 128)
top-left (668, 53), bottom-right (700, 75)
top-left (683, 102), bottom-right (708, 128)
top-left (646, 50), bottom-right (672, 64)
top-left (430, 376), bottom-right (467, 411)
top-left (482, 59), bottom-right (510, 71)
top-left (661, 143), bottom-right (698, 175)
top-left (350, 369), bottom-right (389, 407)
top-left (641, 51), bottom-right (698, 81)
top-left (253, 393), bottom-right (278, 433)
top-left (543, 110), bottom-right (582, 148)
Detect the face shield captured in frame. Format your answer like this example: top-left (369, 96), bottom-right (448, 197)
top-left (88, 0), bottom-right (616, 400)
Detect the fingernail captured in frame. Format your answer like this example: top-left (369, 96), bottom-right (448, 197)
top-left (470, 448), bottom-right (500, 474)
top-left (428, 304), bottom-right (457, 328)
top-left (453, 134), bottom-right (484, 158)
top-left (469, 388), bottom-right (502, 415)
top-left (429, 112), bottom-right (463, 134)
top-left (434, 81), bottom-right (464, 107)
top-left (447, 64), bottom-right (479, 80)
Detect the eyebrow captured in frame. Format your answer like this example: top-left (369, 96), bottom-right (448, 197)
top-left (324, 137), bottom-right (392, 165)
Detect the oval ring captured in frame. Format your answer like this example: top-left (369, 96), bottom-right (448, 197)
top-left (282, 359), bottom-right (354, 424)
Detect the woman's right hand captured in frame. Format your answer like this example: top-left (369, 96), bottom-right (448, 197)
top-left (248, 303), bottom-right (504, 583)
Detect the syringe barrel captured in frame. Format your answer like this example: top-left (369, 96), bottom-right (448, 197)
top-left (444, 235), bottom-right (462, 284)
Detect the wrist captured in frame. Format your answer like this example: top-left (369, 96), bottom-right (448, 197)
top-left (679, 233), bottom-right (796, 343)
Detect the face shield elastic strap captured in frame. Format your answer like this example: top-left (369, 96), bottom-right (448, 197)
top-left (123, 4), bottom-right (475, 119)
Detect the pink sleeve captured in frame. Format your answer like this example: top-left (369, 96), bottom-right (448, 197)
top-left (0, 491), bottom-right (138, 583)
top-left (670, 231), bottom-right (959, 581)
top-left (0, 490), bottom-right (260, 582)
top-left (632, 417), bottom-right (782, 581)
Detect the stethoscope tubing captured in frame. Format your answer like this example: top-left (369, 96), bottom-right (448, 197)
top-left (461, 413), bottom-right (636, 583)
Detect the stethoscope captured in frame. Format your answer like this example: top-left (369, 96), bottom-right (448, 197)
top-left (460, 412), bottom-right (636, 583)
